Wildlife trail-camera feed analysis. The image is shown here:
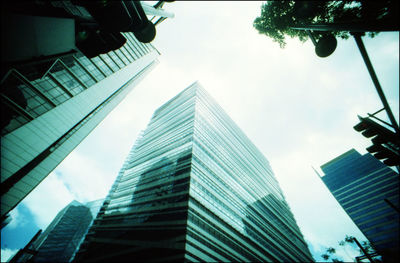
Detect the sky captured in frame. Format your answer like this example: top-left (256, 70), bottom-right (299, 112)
top-left (1, 1), bottom-right (399, 262)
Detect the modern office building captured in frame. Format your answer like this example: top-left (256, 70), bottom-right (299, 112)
top-left (1, 29), bottom-right (160, 219)
top-left (320, 149), bottom-right (399, 261)
top-left (1, 0), bottom-right (176, 221)
top-left (74, 82), bottom-right (314, 262)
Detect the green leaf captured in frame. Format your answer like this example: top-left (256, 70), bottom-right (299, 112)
top-left (253, 0), bottom-right (385, 48)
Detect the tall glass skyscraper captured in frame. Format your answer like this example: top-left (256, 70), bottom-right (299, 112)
top-left (320, 149), bottom-right (399, 261)
top-left (74, 82), bottom-right (314, 262)
top-left (1, 31), bottom-right (160, 218)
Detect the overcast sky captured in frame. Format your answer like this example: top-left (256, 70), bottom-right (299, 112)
top-left (1, 2), bottom-right (399, 262)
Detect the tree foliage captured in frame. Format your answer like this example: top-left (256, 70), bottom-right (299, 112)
top-left (321, 246), bottom-right (343, 262)
top-left (320, 235), bottom-right (378, 262)
top-left (344, 235), bottom-right (355, 243)
top-left (253, 1), bottom-right (398, 48)
top-left (327, 247), bottom-right (336, 254)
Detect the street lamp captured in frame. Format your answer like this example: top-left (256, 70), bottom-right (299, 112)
top-left (305, 30), bottom-right (337, 57)
top-left (292, 22), bottom-right (399, 137)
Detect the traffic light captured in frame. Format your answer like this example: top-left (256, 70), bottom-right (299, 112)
top-left (354, 116), bottom-right (400, 166)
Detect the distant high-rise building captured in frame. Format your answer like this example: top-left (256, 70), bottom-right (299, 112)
top-left (74, 82), bottom-right (314, 262)
top-left (31, 201), bottom-right (92, 263)
top-left (320, 149), bottom-right (399, 261)
top-left (14, 199), bottom-right (104, 263)
top-left (1, 30), bottom-right (160, 219)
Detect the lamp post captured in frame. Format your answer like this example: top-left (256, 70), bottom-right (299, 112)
top-left (305, 30), bottom-right (337, 57)
top-left (351, 32), bottom-right (399, 135)
top-left (291, 22), bottom-right (399, 136)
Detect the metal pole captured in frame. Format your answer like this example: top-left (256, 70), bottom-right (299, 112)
top-left (370, 108), bottom-right (385, 116)
top-left (384, 198), bottom-right (400, 213)
top-left (352, 33), bottom-right (400, 135)
top-left (141, 2), bottom-right (174, 18)
top-left (352, 237), bottom-right (374, 263)
top-left (306, 30), bottom-right (317, 46)
top-left (291, 19), bottom-right (399, 32)
top-left (290, 24), bottom-right (399, 135)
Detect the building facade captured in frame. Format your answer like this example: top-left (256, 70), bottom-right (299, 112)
top-left (1, 31), bottom-right (160, 218)
top-left (74, 82), bottom-right (314, 262)
top-left (320, 149), bottom-right (399, 261)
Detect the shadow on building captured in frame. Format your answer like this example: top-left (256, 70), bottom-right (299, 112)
top-left (74, 150), bottom-right (192, 262)
top-left (243, 194), bottom-right (314, 262)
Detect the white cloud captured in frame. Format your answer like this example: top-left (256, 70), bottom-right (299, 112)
top-left (52, 151), bottom-right (118, 203)
top-left (69, 2), bottom-right (395, 259)
top-left (336, 244), bottom-right (361, 262)
top-left (5, 2), bottom-right (398, 261)
top-left (22, 174), bottom-right (74, 229)
top-left (6, 206), bottom-right (28, 229)
top-left (1, 248), bottom-right (18, 262)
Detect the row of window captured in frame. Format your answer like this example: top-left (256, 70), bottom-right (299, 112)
top-left (108, 176), bottom-right (190, 211)
top-left (105, 179), bottom-right (190, 215)
top-left (192, 140), bottom-right (296, 235)
top-left (252, 198), bottom-right (308, 251)
top-left (346, 190), bottom-right (398, 214)
top-left (124, 122), bottom-right (194, 171)
top-left (353, 206), bottom-right (398, 223)
top-left (190, 177), bottom-right (244, 231)
top-left (187, 206), bottom-right (261, 261)
top-left (324, 159), bottom-right (388, 192)
top-left (191, 153), bottom-right (247, 217)
top-left (359, 212), bottom-right (398, 230)
top-left (190, 147), bottom-right (309, 259)
top-left (189, 196), bottom-right (312, 262)
top-left (363, 220), bottom-right (399, 237)
top-left (349, 196), bottom-right (398, 218)
top-left (341, 181), bottom-right (399, 208)
top-left (195, 88), bottom-right (273, 171)
top-left (128, 98), bottom-right (196, 165)
top-left (118, 144), bottom-right (192, 190)
top-left (333, 168), bottom-right (395, 198)
top-left (369, 230), bottom-right (399, 243)
top-left (194, 103), bottom-right (282, 200)
top-left (186, 229), bottom-right (243, 262)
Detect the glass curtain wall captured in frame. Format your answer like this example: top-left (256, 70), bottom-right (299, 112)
top-left (74, 83), bottom-right (314, 262)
